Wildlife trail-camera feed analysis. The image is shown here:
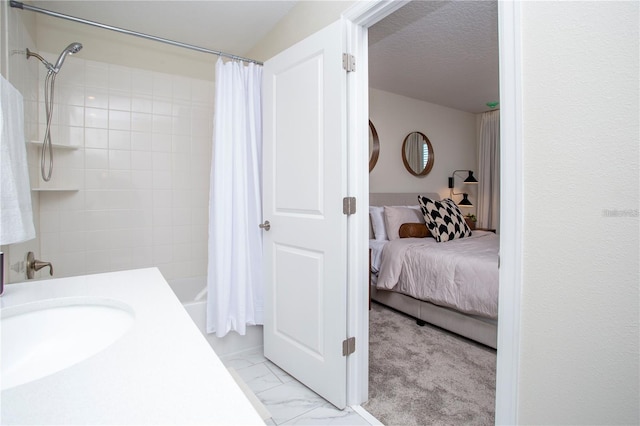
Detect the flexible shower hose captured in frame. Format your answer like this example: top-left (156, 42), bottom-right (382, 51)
top-left (41, 69), bottom-right (56, 182)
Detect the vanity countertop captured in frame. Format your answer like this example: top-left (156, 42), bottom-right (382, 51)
top-left (0, 268), bottom-right (265, 425)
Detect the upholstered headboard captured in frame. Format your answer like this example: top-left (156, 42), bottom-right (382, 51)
top-left (369, 192), bottom-right (440, 207)
top-left (369, 192), bottom-right (441, 239)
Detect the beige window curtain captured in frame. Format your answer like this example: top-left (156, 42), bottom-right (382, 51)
top-left (477, 110), bottom-right (500, 230)
top-left (406, 132), bottom-right (423, 171)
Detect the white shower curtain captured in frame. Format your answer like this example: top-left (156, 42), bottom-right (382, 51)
top-left (206, 58), bottom-right (263, 337)
top-left (477, 110), bottom-right (500, 230)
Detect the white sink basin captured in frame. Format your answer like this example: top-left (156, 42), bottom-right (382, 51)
top-left (1, 297), bottom-right (135, 391)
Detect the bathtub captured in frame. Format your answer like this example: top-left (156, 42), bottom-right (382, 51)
top-left (167, 276), bottom-right (263, 357)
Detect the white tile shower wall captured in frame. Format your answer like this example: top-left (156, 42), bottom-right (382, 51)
top-left (34, 54), bottom-right (214, 281)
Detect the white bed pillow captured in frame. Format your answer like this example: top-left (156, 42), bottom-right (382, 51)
top-left (383, 205), bottom-right (425, 240)
top-left (369, 206), bottom-right (387, 240)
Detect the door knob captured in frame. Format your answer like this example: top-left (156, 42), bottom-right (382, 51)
top-left (259, 220), bottom-right (271, 231)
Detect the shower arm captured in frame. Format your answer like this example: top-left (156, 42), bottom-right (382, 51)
top-left (26, 48), bottom-right (54, 72)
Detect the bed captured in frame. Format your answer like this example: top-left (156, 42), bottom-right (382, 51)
top-left (369, 192), bottom-right (498, 349)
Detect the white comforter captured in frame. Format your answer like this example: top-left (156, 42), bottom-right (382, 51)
top-left (376, 231), bottom-right (499, 319)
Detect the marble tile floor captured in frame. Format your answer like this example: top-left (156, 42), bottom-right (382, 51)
top-left (221, 348), bottom-right (378, 425)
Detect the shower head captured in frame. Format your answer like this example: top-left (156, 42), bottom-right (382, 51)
top-left (26, 42), bottom-right (83, 74)
top-left (52, 42), bottom-right (82, 72)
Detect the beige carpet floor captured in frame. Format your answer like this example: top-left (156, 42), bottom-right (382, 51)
top-left (364, 303), bottom-right (496, 426)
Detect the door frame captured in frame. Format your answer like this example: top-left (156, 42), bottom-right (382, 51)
top-left (343, 1), bottom-right (523, 424)
top-left (342, 2), bottom-right (410, 408)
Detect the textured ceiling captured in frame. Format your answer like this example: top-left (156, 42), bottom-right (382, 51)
top-left (369, 1), bottom-right (499, 113)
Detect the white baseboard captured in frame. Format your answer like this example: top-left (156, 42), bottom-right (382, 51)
top-left (350, 405), bottom-right (383, 425)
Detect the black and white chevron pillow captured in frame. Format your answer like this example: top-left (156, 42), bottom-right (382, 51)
top-left (417, 196), bottom-right (472, 242)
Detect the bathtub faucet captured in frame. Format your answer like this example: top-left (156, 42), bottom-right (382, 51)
top-left (26, 251), bottom-right (53, 279)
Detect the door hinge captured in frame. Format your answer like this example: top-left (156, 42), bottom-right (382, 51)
top-left (342, 53), bottom-right (356, 72)
top-left (343, 197), bottom-right (356, 215)
top-left (342, 337), bottom-right (356, 356)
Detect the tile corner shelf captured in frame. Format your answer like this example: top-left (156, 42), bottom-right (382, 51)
top-left (28, 141), bottom-right (81, 192)
top-left (27, 141), bottom-right (79, 150)
top-left (32, 188), bottom-right (80, 192)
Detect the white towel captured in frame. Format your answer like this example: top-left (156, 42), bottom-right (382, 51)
top-left (0, 74), bottom-right (35, 245)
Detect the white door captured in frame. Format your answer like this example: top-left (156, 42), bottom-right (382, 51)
top-left (262, 20), bottom-right (349, 409)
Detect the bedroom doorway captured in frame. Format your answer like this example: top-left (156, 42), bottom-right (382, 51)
top-left (358, 0), bottom-right (518, 419)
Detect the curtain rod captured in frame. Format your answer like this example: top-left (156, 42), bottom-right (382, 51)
top-left (9, 0), bottom-right (263, 65)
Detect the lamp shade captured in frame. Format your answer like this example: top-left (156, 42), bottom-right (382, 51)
top-left (464, 171), bottom-right (478, 184)
top-left (458, 193), bottom-right (473, 207)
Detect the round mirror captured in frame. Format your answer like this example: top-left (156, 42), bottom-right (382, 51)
top-left (401, 131), bottom-right (434, 176)
top-left (369, 120), bottom-right (380, 172)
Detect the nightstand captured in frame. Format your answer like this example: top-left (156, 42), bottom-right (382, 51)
top-left (475, 228), bottom-right (496, 233)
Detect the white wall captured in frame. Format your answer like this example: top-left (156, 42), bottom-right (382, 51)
top-left (517, 2), bottom-right (639, 423)
top-left (369, 88), bottom-right (477, 204)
